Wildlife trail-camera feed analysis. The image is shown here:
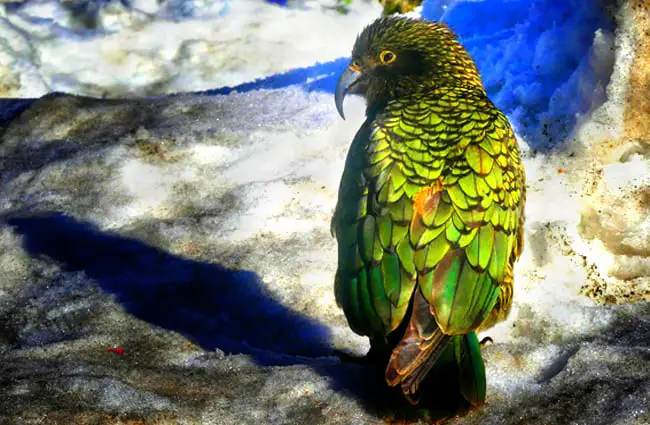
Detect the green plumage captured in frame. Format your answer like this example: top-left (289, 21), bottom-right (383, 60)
top-left (333, 16), bottom-right (526, 412)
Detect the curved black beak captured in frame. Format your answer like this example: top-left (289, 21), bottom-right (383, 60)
top-left (335, 64), bottom-right (362, 120)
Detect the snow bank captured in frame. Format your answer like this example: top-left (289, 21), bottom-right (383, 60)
top-left (1, 0), bottom-right (615, 151)
top-left (426, 0), bottom-right (616, 150)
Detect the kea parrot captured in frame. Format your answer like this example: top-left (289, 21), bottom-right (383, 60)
top-left (332, 17), bottom-right (526, 410)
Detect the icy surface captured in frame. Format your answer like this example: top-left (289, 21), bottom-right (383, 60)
top-left (0, 0), bottom-right (648, 424)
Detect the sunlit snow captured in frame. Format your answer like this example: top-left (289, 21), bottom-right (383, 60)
top-left (0, 0), bottom-right (381, 97)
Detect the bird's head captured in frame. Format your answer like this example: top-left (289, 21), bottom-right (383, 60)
top-left (335, 17), bottom-right (484, 119)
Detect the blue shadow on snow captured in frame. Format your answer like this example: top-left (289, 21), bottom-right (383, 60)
top-left (203, 57), bottom-right (351, 96)
top-left (431, 0), bottom-right (615, 150)
top-left (7, 213), bottom-right (332, 366)
top-left (5, 212), bottom-right (475, 421)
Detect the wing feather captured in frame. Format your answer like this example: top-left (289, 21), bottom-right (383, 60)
top-left (333, 87), bottom-right (525, 339)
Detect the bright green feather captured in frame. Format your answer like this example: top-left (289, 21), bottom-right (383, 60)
top-left (454, 332), bottom-right (486, 406)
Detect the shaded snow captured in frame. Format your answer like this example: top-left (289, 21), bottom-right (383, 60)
top-left (432, 0), bottom-right (616, 148)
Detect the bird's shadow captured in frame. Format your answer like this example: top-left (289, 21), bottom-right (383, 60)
top-left (6, 212), bottom-right (331, 366)
top-left (6, 211), bottom-right (473, 423)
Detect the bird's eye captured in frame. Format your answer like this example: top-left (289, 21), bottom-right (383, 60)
top-left (379, 50), bottom-right (396, 64)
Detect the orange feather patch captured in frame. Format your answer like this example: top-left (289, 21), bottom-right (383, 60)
top-left (412, 177), bottom-right (444, 217)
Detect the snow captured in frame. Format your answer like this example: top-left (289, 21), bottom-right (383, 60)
top-left (0, 0), bottom-right (648, 424)
top-left (0, 0), bottom-right (381, 97)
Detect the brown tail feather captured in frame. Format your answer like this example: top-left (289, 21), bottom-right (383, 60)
top-left (385, 288), bottom-right (451, 404)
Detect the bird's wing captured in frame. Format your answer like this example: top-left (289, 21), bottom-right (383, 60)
top-left (333, 114), bottom-right (421, 338)
top-left (382, 87), bottom-right (525, 336)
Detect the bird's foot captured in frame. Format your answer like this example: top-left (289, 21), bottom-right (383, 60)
top-left (479, 336), bottom-right (494, 348)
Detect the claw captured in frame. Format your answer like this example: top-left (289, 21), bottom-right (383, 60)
top-left (479, 336), bottom-right (493, 348)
